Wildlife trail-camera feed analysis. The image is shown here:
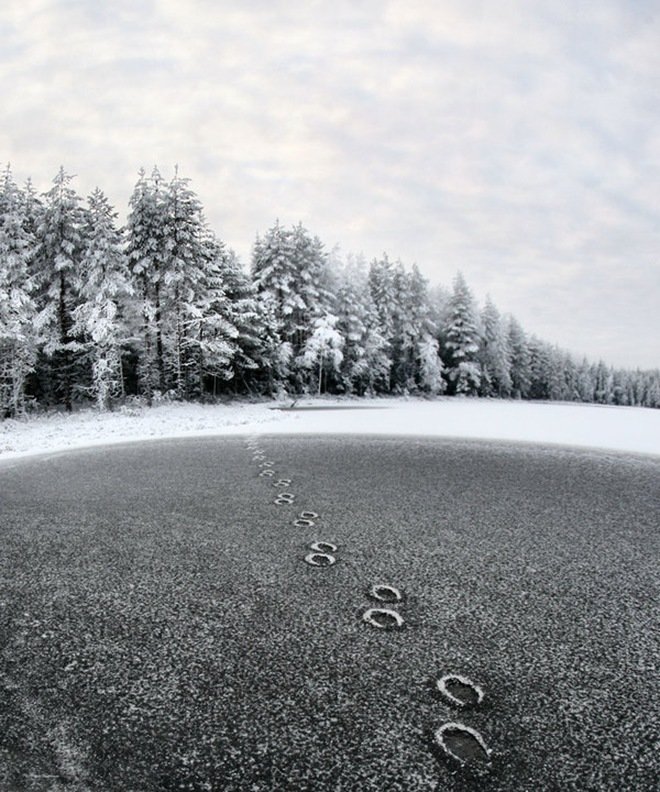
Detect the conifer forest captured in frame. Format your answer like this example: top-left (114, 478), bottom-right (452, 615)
top-left (1, 165), bottom-right (658, 418)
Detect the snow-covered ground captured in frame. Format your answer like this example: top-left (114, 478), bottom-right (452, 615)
top-left (1, 397), bottom-right (658, 463)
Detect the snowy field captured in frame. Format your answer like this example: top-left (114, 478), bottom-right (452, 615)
top-left (1, 396), bottom-right (658, 462)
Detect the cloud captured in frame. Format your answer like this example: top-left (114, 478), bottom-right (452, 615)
top-left (1, 0), bottom-right (659, 367)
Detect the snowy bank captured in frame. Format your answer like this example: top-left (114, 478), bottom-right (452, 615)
top-left (0, 398), bottom-right (659, 463)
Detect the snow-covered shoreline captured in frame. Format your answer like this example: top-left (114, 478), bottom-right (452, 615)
top-left (1, 397), bottom-right (659, 463)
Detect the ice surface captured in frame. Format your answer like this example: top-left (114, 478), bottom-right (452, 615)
top-left (0, 396), bottom-right (658, 463)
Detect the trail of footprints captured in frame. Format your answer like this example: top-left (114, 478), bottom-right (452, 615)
top-left (244, 436), bottom-right (493, 774)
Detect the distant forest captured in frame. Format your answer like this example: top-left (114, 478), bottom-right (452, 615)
top-left (1, 165), bottom-right (658, 417)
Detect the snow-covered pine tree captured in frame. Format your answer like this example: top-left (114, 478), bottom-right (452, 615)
top-left (251, 221), bottom-right (296, 324)
top-left (367, 254), bottom-right (396, 338)
top-left (367, 254), bottom-right (413, 392)
top-left (417, 334), bottom-right (445, 394)
top-left (547, 346), bottom-right (569, 401)
top-left (334, 277), bottom-right (366, 394)
top-left (576, 358), bottom-right (595, 402)
top-left (125, 168), bottom-right (165, 403)
top-left (0, 166), bottom-right (38, 417)
top-left (289, 224), bottom-right (335, 390)
top-left (300, 313), bottom-right (344, 394)
top-left (334, 256), bottom-right (390, 395)
top-left (393, 264), bottom-right (437, 392)
top-left (609, 368), bottom-right (629, 406)
top-left (161, 167), bottom-right (212, 399)
top-left (592, 360), bottom-right (613, 405)
top-left (442, 272), bottom-right (481, 395)
top-left (478, 297), bottom-right (512, 397)
top-left (192, 233), bottom-right (243, 397)
top-left (251, 222), bottom-right (295, 388)
top-left (33, 167), bottom-right (85, 411)
top-left (214, 247), bottom-right (265, 394)
top-left (642, 370), bottom-right (660, 408)
top-left (527, 337), bottom-right (552, 400)
top-left (72, 188), bottom-right (132, 410)
top-left (560, 351), bottom-right (578, 401)
top-left (390, 263), bottom-right (417, 391)
top-left (506, 316), bottom-right (531, 399)
top-left (290, 224), bottom-right (332, 344)
top-left (251, 221), bottom-right (334, 392)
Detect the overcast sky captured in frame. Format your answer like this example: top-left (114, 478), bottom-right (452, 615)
top-left (2, 0), bottom-right (659, 368)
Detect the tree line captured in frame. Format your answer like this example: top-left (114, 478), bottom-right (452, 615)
top-left (1, 165), bottom-right (658, 417)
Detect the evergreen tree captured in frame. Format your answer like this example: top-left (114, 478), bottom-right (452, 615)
top-left (442, 272), bottom-right (481, 395)
top-left (547, 346), bottom-right (568, 401)
top-left (576, 358), bottom-right (595, 402)
top-left (643, 371), bottom-right (660, 408)
top-left (72, 188), bottom-right (131, 410)
top-left (33, 168), bottom-right (85, 411)
top-left (367, 255), bottom-right (397, 390)
top-left (592, 360), bottom-right (613, 404)
top-left (507, 316), bottom-right (531, 399)
top-left (251, 221), bottom-right (298, 390)
top-left (334, 260), bottom-right (390, 395)
top-left (560, 351), bottom-right (578, 401)
top-left (417, 334), bottom-right (446, 394)
top-left (479, 297), bottom-right (512, 397)
top-left (203, 245), bottom-right (262, 395)
top-left (251, 221), bottom-right (334, 392)
top-left (291, 224), bottom-right (333, 339)
top-left (300, 313), bottom-right (344, 394)
top-left (251, 221), bottom-right (296, 328)
top-left (125, 167), bottom-right (165, 403)
top-left (161, 168), bottom-right (212, 398)
top-left (528, 337), bottom-right (553, 400)
top-left (0, 166), bottom-right (38, 416)
top-left (391, 264), bottom-right (435, 392)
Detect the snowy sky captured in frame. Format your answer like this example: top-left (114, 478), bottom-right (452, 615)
top-left (2, 0), bottom-right (659, 368)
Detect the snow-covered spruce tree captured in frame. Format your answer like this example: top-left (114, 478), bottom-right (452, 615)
top-left (417, 334), bottom-right (445, 394)
top-left (642, 370), bottom-right (660, 408)
top-left (192, 233), bottom-right (249, 398)
top-left (160, 168), bottom-right (214, 399)
top-left (250, 222), bottom-right (297, 391)
top-left (608, 368), bottom-right (627, 406)
top-left (289, 224), bottom-right (335, 391)
top-left (506, 315), bottom-right (531, 399)
top-left (33, 168), bottom-right (85, 411)
top-left (334, 277), bottom-right (367, 394)
top-left (251, 221), bottom-right (296, 325)
top-left (560, 351), bottom-right (578, 401)
top-left (575, 358), bottom-right (595, 402)
top-left (527, 337), bottom-right (553, 400)
top-left (390, 263), bottom-right (432, 392)
top-left (367, 255), bottom-right (397, 389)
top-left (255, 291), bottom-right (293, 395)
top-left (215, 248), bottom-right (265, 395)
top-left (442, 272), bottom-right (481, 395)
top-left (251, 221), bottom-right (334, 393)
top-left (290, 224), bottom-right (333, 338)
top-left (547, 346), bottom-right (569, 401)
top-left (593, 360), bottom-right (614, 405)
top-left (478, 297), bottom-right (512, 397)
top-left (125, 168), bottom-right (165, 403)
top-left (300, 313), bottom-right (344, 394)
top-left (0, 166), bottom-right (38, 417)
top-left (72, 188), bottom-right (132, 410)
top-left (334, 258), bottom-right (390, 395)
top-left (367, 255), bottom-right (397, 340)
